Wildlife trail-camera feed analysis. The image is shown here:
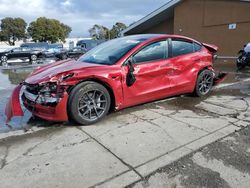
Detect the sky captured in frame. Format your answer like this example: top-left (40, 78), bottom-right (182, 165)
top-left (0, 0), bottom-right (169, 37)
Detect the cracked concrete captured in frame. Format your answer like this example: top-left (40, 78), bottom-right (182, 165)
top-left (1, 64), bottom-right (250, 187)
top-left (132, 126), bottom-right (250, 188)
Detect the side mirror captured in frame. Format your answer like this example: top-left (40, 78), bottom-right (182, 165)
top-left (126, 57), bottom-right (136, 87)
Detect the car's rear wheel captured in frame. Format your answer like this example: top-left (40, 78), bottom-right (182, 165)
top-left (194, 69), bottom-right (214, 97)
top-left (61, 53), bottom-right (67, 60)
top-left (68, 81), bottom-right (111, 125)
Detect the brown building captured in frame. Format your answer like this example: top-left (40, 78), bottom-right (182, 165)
top-left (122, 0), bottom-right (250, 56)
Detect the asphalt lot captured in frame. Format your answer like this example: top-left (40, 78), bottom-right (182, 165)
top-left (0, 59), bottom-right (250, 188)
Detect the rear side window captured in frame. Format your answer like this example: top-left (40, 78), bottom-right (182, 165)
top-left (133, 41), bottom-right (167, 64)
top-left (194, 43), bottom-right (202, 52)
top-left (172, 40), bottom-right (194, 57)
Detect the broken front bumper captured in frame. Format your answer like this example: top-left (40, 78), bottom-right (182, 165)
top-left (5, 84), bottom-right (69, 123)
top-left (5, 85), bottom-right (24, 123)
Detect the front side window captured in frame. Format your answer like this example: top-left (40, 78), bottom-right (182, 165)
top-left (12, 48), bottom-right (21, 52)
top-left (172, 40), bottom-right (194, 57)
top-left (133, 41), bottom-right (167, 64)
top-left (22, 47), bottom-right (31, 51)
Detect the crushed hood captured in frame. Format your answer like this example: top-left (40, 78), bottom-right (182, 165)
top-left (25, 60), bottom-right (103, 84)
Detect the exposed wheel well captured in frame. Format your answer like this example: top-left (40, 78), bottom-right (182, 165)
top-left (67, 79), bottom-right (116, 112)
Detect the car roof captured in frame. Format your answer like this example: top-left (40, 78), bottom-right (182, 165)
top-left (21, 42), bottom-right (48, 47)
top-left (122, 34), bottom-right (200, 44)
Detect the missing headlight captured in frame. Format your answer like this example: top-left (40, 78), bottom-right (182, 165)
top-left (40, 83), bottom-right (57, 97)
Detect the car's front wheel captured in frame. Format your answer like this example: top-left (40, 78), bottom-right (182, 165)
top-left (194, 69), bottom-right (214, 97)
top-left (1, 55), bottom-right (7, 63)
top-left (68, 81), bottom-right (111, 125)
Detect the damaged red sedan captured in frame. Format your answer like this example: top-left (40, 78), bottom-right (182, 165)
top-left (5, 34), bottom-right (226, 125)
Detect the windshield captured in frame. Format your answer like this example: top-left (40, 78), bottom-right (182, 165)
top-left (78, 36), bottom-right (147, 65)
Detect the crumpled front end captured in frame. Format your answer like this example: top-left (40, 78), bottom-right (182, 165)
top-left (5, 81), bottom-right (69, 124)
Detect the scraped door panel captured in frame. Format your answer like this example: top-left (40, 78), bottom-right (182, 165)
top-left (168, 53), bottom-right (200, 94)
top-left (168, 39), bottom-right (203, 94)
top-left (122, 40), bottom-right (174, 106)
top-left (123, 59), bottom-right (173, 106)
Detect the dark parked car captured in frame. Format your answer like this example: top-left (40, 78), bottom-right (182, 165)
top-left (20, 42), bottom-right (49, 51)
top-left (67, 47), bottom-right (87, 59)
top-left (0, 47), bottom-right (43, 66)
top-left (76, 39), bottom-right (103, 51)
top-left (45, 45), bottom-right (86, 60)
top-left (42, 43), bottom-right (67, 59)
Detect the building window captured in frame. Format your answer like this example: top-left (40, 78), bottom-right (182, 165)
top-left (172, 40), bottom-right (194, 57)
top-left (133, 41), bottom-right (167, 63)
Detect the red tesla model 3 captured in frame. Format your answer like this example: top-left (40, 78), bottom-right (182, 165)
top-left (5, 34), bottom-right (226, 125)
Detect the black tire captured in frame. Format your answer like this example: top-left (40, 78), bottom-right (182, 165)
top-left (68, 81), bottom-right (111, 125)
top-left (194, 69), bottom-right (214, 97)
top-left (30, 54), bottom-right (37, 62)
top-left (1, 55), bottom-right (7, 63)
top-left (60, 53), bottom-right (67, 60)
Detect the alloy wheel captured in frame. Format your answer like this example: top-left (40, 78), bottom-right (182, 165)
top-left (198, 73), bottom-right (213, 95)
top-left (78, 89), bottom-right (107, 121)
top-left (31, 55), bottom-right (37, 61)
top-left (1, 56), bottom-right (7, 62)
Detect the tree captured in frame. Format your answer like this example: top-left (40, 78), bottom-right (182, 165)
top-left (27, 17), bottom-right (72, 43)
top-left (88, 24), bottom-right (109, 40)
top-left (110, 22), bottom-right (127, 39)
top-left (0, 17), bottom-right (27, 45)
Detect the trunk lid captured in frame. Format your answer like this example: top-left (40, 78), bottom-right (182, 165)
top-left (203, 43), bottom-right (218, 53)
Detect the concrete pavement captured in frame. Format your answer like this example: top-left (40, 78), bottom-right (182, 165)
top-left (132, 126), bottom-right (250, 188)
top-left (0, 89), bottom-right (249, 187)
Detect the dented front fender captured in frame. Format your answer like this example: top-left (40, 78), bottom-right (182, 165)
top-left (5, 84), bottom-right (24, 123)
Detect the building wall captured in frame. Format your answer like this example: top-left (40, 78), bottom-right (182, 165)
top-left (174, 0), bottom-right (250, 56)
top-left (143, 18), bottom-right (174, 34)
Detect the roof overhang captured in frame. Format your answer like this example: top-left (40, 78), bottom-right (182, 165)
top-left (122, 0), bottom-right (182, 35)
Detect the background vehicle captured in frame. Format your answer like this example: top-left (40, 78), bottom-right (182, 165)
top-left (42, 43), bottom-right (67, 60)
top-left (76, 39), bottom-right (104, 51)
top-left (0, 47), bottom-right (42, 65)
top-left (236, 43), bottom-right (250, 70)
top-left (6, 34), bottom-right (226, 125)
top-left (20, 42), bottom-right (49, 51)
top-left (67, 46), bottom-right (87, 59)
